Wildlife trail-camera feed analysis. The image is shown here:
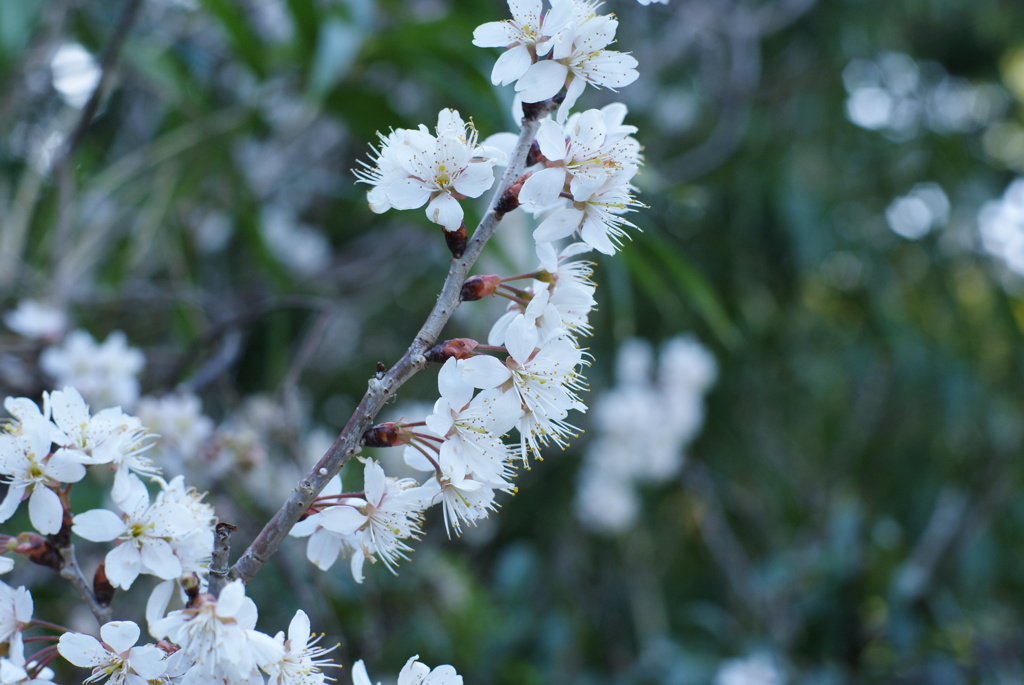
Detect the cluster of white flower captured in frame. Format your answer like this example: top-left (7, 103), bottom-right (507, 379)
top-left (0, 387), bottom-right (157, 534)
top-left (0, 386), bottom-right (456, 684)
top-left (843, 52), bottom-right (1007, 141)
top-left (39, 331), bottom-right (145, 410)
top-left (0, 1), bottom-right (663, 682)
top-left (472, 0), bottom-right (639, 118)
top-left (293, 0), bottom-right (647, 586)
top-left (55, 583), bottom-right (331, 684)
top-left (56, 579), bottom-right (462, 685)
top-left (355, 109), bottom-right (501, 232)
top-left (575, 336), bottom-right (717, 533)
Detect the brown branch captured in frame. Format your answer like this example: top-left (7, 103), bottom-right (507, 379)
top-left (208, 522), bottom-right (237, 596)
top-left (229, 98), bottom-right (559, 585)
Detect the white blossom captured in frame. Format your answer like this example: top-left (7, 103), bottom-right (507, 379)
top-left (289, 476), bottom-right (363, 577)
top-left (72, 475), bottom-right (197, 590)
top-left (575, 336), bottom-right (717, 533)
top-left (263, 610), bottom-right (337, 685)
top-left (477, 1), bottom-right (639, 117)
top-left (355, 109), bottom-right (497, 231)
top-left (58, 620), bottom-right (167, 685)
top-left (353, 656), bottom-right (462, 685)
top-left (46, 387), bottom-right (158, 503)
top-left (149, 580), bottom-right (281, 685)
top-left (314, 460), bottom-right (424, 582)
top-left (0, 403), bottom-right (85, 535)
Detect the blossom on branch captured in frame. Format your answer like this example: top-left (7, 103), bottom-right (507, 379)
top-left (355, 109), bottom-right (498, 231)
top-left (58, 620), bottom-right (168, 685)
top-left (474, 0), bottom-right (639, 118)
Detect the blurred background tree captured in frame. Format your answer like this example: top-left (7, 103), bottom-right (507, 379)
top-left (3, 0), bottom-right (1024, 682)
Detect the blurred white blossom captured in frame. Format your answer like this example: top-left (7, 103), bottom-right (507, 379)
top-left (39, 330), bottom-right (144, 409)
top-left (2, 301), bottom-right (67, 342)
top-left (575, 335), bottom-right (716, 533)
top-left (978, 178), bottom-right (1024, 275)
top-left (50, 43), bottom-right (100, 109)
top-left (843, 52), bottom-right (1006, 140)
top-left (885, 182), bottom-right (949, 240)
top-left (715, 653), bottom-right (785, 685)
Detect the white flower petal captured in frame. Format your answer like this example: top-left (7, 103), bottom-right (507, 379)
top-left (426, 193), bottom-right (464, 231)
top-left (519, 167), bottom-right (566, 211)
top-left (320, 505), bottom-right (367, 535)
top-left (534, 207), bottom-right (583, 244)
top-left (453, 162), bottom-right (495, 200)
top-left (307, 529), bottom-right (341, 570)
top-left (459, 355), bottom-right (511, 389)
top-left (216, 580), bottom-right (247, 617)
top-left (28, 486), bottom-right (63, 535)
top-left (72, 509), bottom-right (123, 542)
top-left (105, 543), bottom-right (142, 590)
top-left (140, 539), bottom-right (183, 579)
top-left (491, 44), bottom-right (532, 86)
top-left (515, 61), bottom-right (568, 103)
top-left (57, 632), bottom-right (106, 668)
top-left (128, 644), bottom-right (168, 679)
top-left (100, 620), bottom-right (140, 654)
top-left (287, 610), bottom-right (311, 648)
top-left (0, 485), bottom-right (25, 523)
top-left (471, 21), bottom-right (518, 48)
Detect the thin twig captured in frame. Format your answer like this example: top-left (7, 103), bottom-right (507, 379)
top-left (50, 0), bottom-right (145, 303)
top-left (683, 461), bottom-right (792, 642)
top-left (208, 522), bottom-right (238, 596)
top-left (230, 98), bottom-right (559, 585)
top-left (52, 0), bottom-right (145, 178)
top-left (56, 543), bottom-right (112, 625)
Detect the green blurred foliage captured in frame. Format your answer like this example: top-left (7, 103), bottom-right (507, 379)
top-left (3, 0), bottom-right (1024, 682)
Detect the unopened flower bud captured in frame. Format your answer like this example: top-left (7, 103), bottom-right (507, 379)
top-left (426, 338), bottom-right (480, 363)
top-left (13, 533), bottom-right (62, 570)
top-left (461, 274), bottom-right (502, 301)
top-left (526, 140), bottom-right (545, 167)
top-left (362, 422), bottom-right (408, 448)
top-left (444, 222), bottom-right (468, 258)
top-left (496, 174), bottom-right (529, 217)
top-left (182, 574), bottom-right (204, 605)
top-left (94, 561), bottom-right (115, 606)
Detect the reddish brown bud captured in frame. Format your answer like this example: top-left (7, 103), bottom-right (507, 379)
top-left (182, 574), bottom-right (204, 605)
top-left (362, 422), bottom-right (405, 448)
top-left (495, 174), bottom-right (529, 217)
top-left (94, 561), bottom-right (115, 606)
top-left (526, 140), bottom-right (545, 167)
top-left (426, 338), bottom-right (480, 363)
top-left (13, 533), bottom-right (63, 570)
top-left (444, 222), bottom-right (468, 258)
top-left (461, 274), bottom-right (502, 302)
